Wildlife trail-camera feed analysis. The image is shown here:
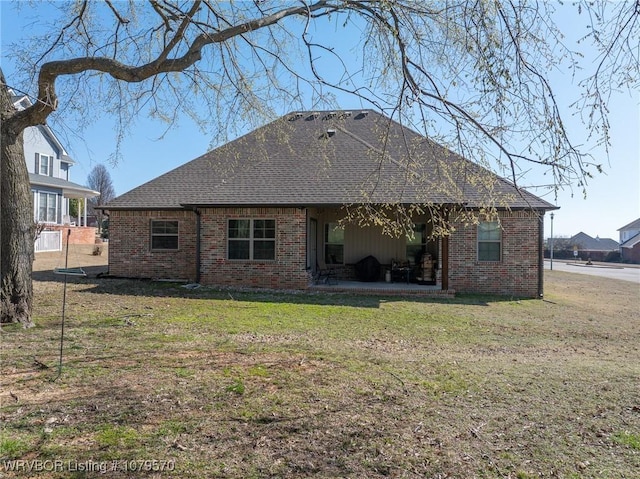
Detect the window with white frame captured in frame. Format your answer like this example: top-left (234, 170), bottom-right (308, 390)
top-left (37, 192), bottom-right (58, 223)
top-left (150, 220), bottom-right (179, 250)
top-left (324, 222), bottom-right (344, 264)
top-left (478, 221), bottom-right (501, 261)
top-left (406, 223), bottom-right (426, 264)
top-left (39, 154), bottom-right (53, 176)
top-left (228, 219), bottom-right (276, 260)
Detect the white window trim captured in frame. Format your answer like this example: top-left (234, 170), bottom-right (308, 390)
top-left (37, 192), bottom-right (58, 223)
top-left (477, 221), bottom-right (502, 262)
top-left (227, 219), bottom-right (276, 261)
top-left (39, 154), bottom-right (53, 176)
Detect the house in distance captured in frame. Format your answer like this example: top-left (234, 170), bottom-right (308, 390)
top-left (619, 218), bottom-right (640, 263)
top-left (103, 110), bottom-right (556, 297)
top-left (12, 91), bottom-right (100, 252)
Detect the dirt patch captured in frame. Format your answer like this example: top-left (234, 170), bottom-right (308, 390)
top-left (33, 244), bottom-right (109, 281)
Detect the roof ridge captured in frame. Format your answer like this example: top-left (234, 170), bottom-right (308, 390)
top-left (618, 217), bottom-right (640, 231)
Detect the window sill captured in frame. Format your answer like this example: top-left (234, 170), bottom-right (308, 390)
top-left (226, 258), bottom-right (277, 262)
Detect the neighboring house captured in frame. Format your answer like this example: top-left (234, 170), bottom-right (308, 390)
top-left (12, 92), bottom-right (100, 251)
top-left (567, 232), bottom-right (619, 261)
top-left (104, 110), bottom-right (556, 297)
top-left (618, 218), bottom-right (640, 263)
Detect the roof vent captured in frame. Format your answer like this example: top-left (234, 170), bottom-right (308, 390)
top-left (355, 111), bottom-right (369, 119)
top-left (289, 112), bottom-right (304, 121)
top-left (322, 129), bottom-right (337, 138)
top-left (341, 111), bottom-right (352, 118)
top-left (307, 112), bottom-right (320, 120)
top-left (327, 111), bottom-right (337, 118)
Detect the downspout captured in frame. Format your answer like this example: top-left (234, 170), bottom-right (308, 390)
top-left (194, 208), bottom-right (201, 284)
top-left (538, 211), bottom-right (544, 298)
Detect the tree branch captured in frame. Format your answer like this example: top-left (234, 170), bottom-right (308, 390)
top-left (7, 0), bottom-right (333, 132)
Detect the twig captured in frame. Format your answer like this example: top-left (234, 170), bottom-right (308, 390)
top-left (33, 357), bottom-right (50, 369)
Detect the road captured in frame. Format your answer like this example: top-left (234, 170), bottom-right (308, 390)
top-left (544, 259), bottom-right (640, 284)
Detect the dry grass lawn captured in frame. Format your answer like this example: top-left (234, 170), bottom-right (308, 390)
top-left (1, 246), bottom-right (638, 478)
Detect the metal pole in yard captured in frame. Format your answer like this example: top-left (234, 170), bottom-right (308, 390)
top-left (54, 229), bottom-right (71, 380)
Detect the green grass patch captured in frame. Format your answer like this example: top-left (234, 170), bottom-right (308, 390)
top-left (2, 271), bottom-right (639, 478)
top-left (613, 431), bottom-right (640, 450)
top-left (225, 378), bottom-right (246, 395)
top-left (175, 367), bottom-right (195, 378)
top-left (95, 425), bottom-right (142, 449)
top-left (0, 436), bottom-right (32, 460)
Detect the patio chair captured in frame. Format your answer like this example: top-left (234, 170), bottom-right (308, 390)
top-left (390, 259), bottom-right (411, 283)
top-left (314, 256), bottom-right (337, 285)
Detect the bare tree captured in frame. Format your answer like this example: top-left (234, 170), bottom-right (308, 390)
top-left (86, 164), bottom-right (116, 233)
top-left (1, 0), bottom-right (638, 325)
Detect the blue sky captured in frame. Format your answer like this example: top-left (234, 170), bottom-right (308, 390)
top-left (2, 2), bottom-right (638, 241)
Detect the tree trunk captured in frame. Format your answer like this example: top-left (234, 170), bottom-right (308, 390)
top-left (1, 78), bottom-right (35, 327)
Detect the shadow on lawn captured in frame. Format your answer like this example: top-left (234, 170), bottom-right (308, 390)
top-left (32, 268), bottom-right (519, 308)
top-left (33, 265), bottom-right (109, 282)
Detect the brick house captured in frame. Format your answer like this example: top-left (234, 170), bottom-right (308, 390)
top-left (103, 110), bottom-right (556, 297)
top-left (566, 232), bottom-right (619, 262)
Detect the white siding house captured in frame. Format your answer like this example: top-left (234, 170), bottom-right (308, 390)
top-left (12, 93), bottom-right (100, 251)
top-left (618, 218), bottom-right (640, 263)
top-left (618, 218), bottom-right (640, 244)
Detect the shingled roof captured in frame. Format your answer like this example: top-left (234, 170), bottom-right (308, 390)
top-left (570, 232), bottom-right (619, 251)
top-left (105, 110), bottom-right (555, 211)
top-left (29, 174), bottom-right (99, 198)
top-left (618, 218), bottom-right (640, 231)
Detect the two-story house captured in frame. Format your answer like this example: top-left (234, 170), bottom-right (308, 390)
top-left (12, 92), bottom-right (100, 252)
top-left (618, 218), bottom-right (640, 263)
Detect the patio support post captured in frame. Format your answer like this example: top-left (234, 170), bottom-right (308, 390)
top-left (440, 206), bottom-right (450, 291)
top-left (538, 212), bottom-right (545, 298)
top-left (441, 235), bottom-right (449, 290)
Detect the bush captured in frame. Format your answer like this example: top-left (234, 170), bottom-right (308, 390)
top-left (604, 251), bottom-right (621, 263)
top-left (101, 219), bottom-right (109, 239)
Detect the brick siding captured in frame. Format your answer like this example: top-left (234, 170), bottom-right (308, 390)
top-left (622, 242), bottom-right (640, 264)
top-left (199, 207), bottom-right (309, 289)
top-left (108, 208), bottom-right (309, 288)
top-left (447, 210), bottom-right (541, 297)
top-left (108, 210), bottom-right (197, 281)
top-left (46, 225), bottom-right (97, 245)
top-left (109, 207), bottom-right (542, 296)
